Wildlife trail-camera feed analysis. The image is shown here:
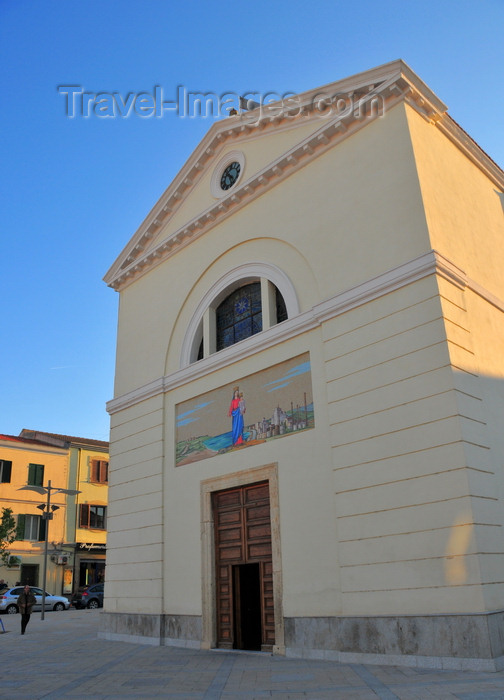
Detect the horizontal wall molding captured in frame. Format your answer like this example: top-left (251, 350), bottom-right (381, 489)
top-left (106, 250), bottom-right (502, 415)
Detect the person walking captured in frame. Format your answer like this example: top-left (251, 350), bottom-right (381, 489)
top-left (17, 585), bottom-right (36, 634)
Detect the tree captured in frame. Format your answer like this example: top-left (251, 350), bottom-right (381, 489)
top-left (0, 507), bottom-right (20, 566)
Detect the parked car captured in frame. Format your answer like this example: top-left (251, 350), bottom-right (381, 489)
top-left (71, 583), bottom-right (104, 609)
top-left (0, 586), bottom-right (70, 614)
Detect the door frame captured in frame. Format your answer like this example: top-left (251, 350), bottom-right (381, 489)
top-left (20, 563), bottom-right (39, 587)
top-left (201, 463), bottom-right (285, 654)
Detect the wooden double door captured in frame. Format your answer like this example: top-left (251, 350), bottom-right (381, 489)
top-left (213, 481), bottom-right (274, 651)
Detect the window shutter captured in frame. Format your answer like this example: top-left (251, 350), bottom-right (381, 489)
top-left (17, 514), bottom-right (26, 539)
top-left (79, 504), bottom-right (89, 527)
top-left (38, 516), bottom-right (46, 542)
top-left (90, 459), bottom-right (108, 483)
top-left (28, 463), bottom-right (44, 486)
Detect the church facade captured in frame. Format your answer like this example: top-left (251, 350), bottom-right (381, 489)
top-left (100, 61), bottom-right (504, 670)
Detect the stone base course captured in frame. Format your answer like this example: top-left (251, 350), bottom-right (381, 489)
top-left (99, 611), bottom-right (202, 647)
top-left (99, 609), bottom-right (504, 671)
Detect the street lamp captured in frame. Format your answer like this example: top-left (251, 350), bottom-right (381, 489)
top-left (18, 480), bottom-right (80, 620)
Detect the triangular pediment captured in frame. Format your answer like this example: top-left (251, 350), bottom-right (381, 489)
top-left (146, 118), bottom-right (328, 251)
top-left (104, 59), bottom-right (501, 291)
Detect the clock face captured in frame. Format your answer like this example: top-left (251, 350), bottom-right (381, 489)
top-left (220, 161), bottom-right (241, 190)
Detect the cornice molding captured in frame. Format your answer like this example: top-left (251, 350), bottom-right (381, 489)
top-left (104, 97), bottom-right (389, 290)
top-left (0, 439), bottom-right (69, 455)
top-left (107, 249), bottom-right (502, 416)
top-left (103, 60), bottom-right (502, 293)
top-left (435, 115), bottom-right (504, 192)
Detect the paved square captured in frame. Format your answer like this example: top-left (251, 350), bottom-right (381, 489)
top-left (1, 609), bottom-right (504, 698)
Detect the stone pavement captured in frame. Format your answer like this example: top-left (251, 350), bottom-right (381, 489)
top-left (2, 609), bottom-right (504, 699)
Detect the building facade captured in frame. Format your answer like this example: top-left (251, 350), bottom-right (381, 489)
top-left (0, 434), bottom-right (70, 591)
top-left (20, 430), bottom-right (109, 594)
top-left (0, 431), bottom-right (109, 596)
top-left (100, 61), bottom-right (504, 670)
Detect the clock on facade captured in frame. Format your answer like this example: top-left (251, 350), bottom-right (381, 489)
top-left (211, 151), bottom-right (245, 198)
top-left (220, 161), bottom-right (241, 191)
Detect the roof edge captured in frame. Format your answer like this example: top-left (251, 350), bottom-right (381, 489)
top-left (103, 60), bottom-right (502, 291)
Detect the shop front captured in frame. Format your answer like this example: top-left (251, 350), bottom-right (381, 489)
top-left (75, 543), bottom-right (106, 590)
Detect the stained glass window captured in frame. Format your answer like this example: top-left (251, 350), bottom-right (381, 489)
top-left (194, 280), bottom-right (289, 360)
top-left (216, 283), bottom-right (263, 351)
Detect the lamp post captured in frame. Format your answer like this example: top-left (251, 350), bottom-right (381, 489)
top-left (18, 481), bottom-right (80, 620)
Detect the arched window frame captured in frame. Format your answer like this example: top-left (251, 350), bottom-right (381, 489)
top-left (181, 263), bottom-right (298, 367)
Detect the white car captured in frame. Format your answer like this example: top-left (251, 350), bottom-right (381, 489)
top-left (0, 586), bottom-right (70, 613)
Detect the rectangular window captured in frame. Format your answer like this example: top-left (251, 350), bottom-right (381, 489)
top-left (27, 463), bottom-right (44, 486)
top-left (17, 514), bottom-right (46, 541)
top-left (79, 504), bottom-right (106, 530)
top-left (90, 459), bottom-right (108, 484)
top-left (0, 460), bottom-right (12, 483)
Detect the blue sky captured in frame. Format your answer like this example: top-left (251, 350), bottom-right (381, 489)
top-left (1, 1), bottom-right (503, 442)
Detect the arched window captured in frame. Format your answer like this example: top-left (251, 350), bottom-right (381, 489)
top-left (216, 282), bottom-right (263, 351)
top-left (182, 264), bottom-right (297, 367)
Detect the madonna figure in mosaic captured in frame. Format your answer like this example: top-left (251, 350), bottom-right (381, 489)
top-left (228, 387), bottom-right (245, 445)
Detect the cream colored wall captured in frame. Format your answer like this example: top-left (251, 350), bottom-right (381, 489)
top-left (148, 118), bottom-right (329, 251)
top-left (113, 103), bottom-right (430, 397)
top-left (321, 265), bottom-right (504, 616)
top-left (107, 331), bottom-right (341, 618)
top-left (164, 237), bottom-right (317, 374)
top-left (111, 274), bottom-right (504, 620)
top-left (106, 93), bottom-right (504, 626)
top-left (407, 106), bottom-right (504, 299)
top-left (113, 237), bottom-right (311, 396)
top-left (440, 279), bottom-right (504, 611)
top-left (324, 274), bottom-right (489, 615)
top-left (161, 331), bottom-right (340, 618)
top-left (104, 395), bottom-right (164, 613)
top-left (406, 106), bottom-right (504, 611)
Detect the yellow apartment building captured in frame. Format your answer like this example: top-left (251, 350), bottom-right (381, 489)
top-left (0, 434), bottom-right (69, 592)
top-left (19, 430), bottom-right (109, 595)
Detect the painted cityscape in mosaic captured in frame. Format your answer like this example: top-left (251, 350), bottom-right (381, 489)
top-left (175, 352), bottom-right (314, 466)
